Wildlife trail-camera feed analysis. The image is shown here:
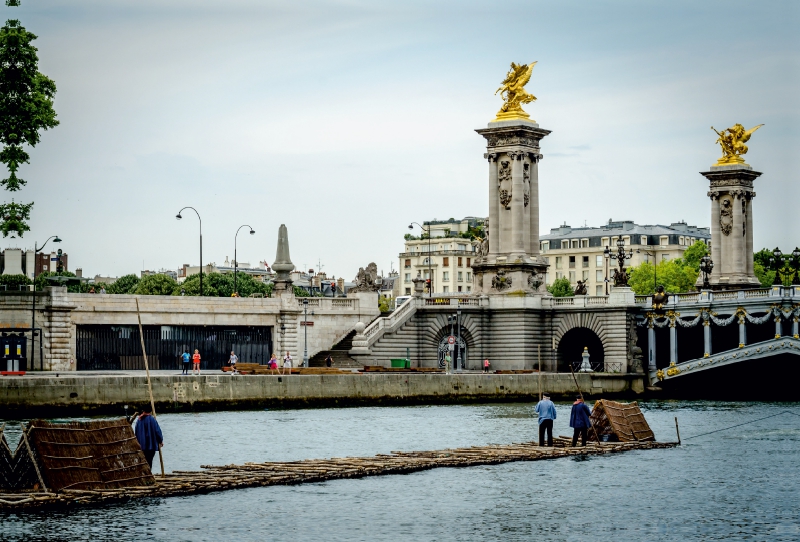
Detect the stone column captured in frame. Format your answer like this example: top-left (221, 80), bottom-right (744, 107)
top-left (499, 158), bottom-right (513, 255)
top-left (710, 194), bottom-right (721, 282)
top-left (529, 154), bottom-right (541, 257)
top-left (487, 154), bottom-right (499, 257)
top-left (510, 151), bottom-right (525, 256)
top-left (732, 191), bottom-right (745, 275)
top-left (669, 321), bottom-right (677, 364)
top-left (703, 320), bottom-right (712, 357)
top-left (647, 322), bottom-right (656, 372)
top-left (521, 160), bottom-right (530, 254)
top-left (746, 195), bottom-right (754, 276)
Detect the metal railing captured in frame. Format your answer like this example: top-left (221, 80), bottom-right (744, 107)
top-left (570, 360), bottom-right (623, 373)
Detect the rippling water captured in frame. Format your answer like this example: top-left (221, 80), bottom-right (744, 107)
top-left (2, 401), bottom-right (799, 541)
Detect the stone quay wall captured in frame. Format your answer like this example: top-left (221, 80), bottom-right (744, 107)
top-left (0, 372), bottom-right (646, 416)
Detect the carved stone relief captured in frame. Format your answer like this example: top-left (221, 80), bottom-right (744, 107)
top-left (498, 161), bottom-right (512, 209)
top-left (719, 197), bottom-right (733, 236)
top-left (523, 163), bottom-right (530, 207)
top-left (492, 269), bottom-right (512, 291)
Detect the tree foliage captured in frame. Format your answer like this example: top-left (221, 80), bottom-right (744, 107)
top-left (106, 273), bottom-right (139, 294)
top-left (628, 240), bottom-right (708, 295)
top-left (547, 277), bottom-right (573, 297)
top-left (173, 272), bottom-right (272, 297)
top-left (34, 270), bottom-right (80, 292)
top-left (0, 8), bottom-right (58, 236)
top-left (133, 274), bottom-right (177, 296)
top-left (0, 272), bottom-right (30, 289)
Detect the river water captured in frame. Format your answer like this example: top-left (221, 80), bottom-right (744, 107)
top-left (2, 401), bottom-right (799, 541)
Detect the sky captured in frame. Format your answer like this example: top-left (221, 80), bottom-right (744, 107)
top-left (3, 0), bottom-right (798, 279)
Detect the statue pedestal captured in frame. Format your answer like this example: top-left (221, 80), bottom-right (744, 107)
top-left (472, 259), bottom-right (548, 296)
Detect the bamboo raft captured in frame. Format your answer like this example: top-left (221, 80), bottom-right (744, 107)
top-left (0, 437), bottom-right (676, 510)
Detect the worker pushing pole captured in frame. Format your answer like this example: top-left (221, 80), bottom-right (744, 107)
top-left (135, 298), bottom-right (165, 476)
top-left (569, 362), bottom-right (603, 444)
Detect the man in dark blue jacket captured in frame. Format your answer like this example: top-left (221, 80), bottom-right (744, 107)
top-left (134, 406), bottom-right (163, 468)
top-left (569, 395), bottom-right (592, 447)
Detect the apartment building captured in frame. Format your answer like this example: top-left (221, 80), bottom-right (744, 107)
top-left (540, 220), bottom-right (710, 296)
top-left (399, 217), bottom-right (482, 295)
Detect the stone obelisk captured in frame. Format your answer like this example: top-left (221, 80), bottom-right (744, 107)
top-left (472, 61), bottom-right (550, 295)
top-left (272, 224), bottom-right (295, 292)
top-left (701, 124), bottom-right (763, 290)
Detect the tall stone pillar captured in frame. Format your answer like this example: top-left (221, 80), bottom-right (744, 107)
top-left (701, 165), bottom-right (761, 290)
top-left (472, 119), bottom-right (550, 295)
top-left (272, 224), bottom-right (295, 293)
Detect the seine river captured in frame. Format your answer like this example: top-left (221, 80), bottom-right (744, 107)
top-left (2, 401), bottom-right (799, 541)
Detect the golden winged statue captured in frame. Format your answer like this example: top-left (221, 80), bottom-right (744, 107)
top-left (494, 61), bottom-right (537, 121)
top-left (711, 123), bottom-right (763, 166)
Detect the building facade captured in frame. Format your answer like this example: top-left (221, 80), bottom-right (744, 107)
top-left (0, 249), bottom-right (68, 279)
top-left (540, 220), bottom-right (710, 295)
top-left (399, 217), bottom-right (482, 296)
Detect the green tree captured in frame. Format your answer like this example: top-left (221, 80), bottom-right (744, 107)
top-left (675, 240), bottom-right (708, 269)
top-left (629, 259), bottom-right (700, 295)
top-left (754, 261), bottom-right (775, 288)
top-left (547, 277), bottom-right (573, 297)
top-left (106, 273), bottom-right (139, 294)
top-left (173, 273), bottom-right (218, 296)
top-left (0, 5), bottom-right (59, 236)
top-left (293, 285), bottom-right (310, 297)
top-left (34, 270), bottom-right (82, 292)
top-left (378, 296), bottom-right (393, 312)
top-left (133, 274), bottom-right (178, 295)
top-left (0, 272), bottom-right (29, 290)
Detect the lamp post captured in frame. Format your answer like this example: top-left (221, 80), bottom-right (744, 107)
top-left (32, 235), bottom-right (61, 371)
top-left (637, 246), bottom-right (658, 293)
top-left (176, 207), bottom-right (202, 296)
top-left (791, 248), bottom-right (800, 286)
top-left (409, 222), bottom-right (433, 298)
top-left (610, 238), bottom-right (634, 287)
top-left (234, 225), bottom-right (255, 295)
top-left (456, 302), bottom-right (463, 371)
top-left (603, 246), bottom-right (611, 295)
top-left (770, 247), bottom-right (785, 286)
top-left (302, 298), bottom-right (309, 368)
top-left (699, 255), bottom-right (714, 289)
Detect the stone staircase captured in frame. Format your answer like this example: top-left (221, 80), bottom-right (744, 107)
top-left (309, 330), bottom-right (360, 368)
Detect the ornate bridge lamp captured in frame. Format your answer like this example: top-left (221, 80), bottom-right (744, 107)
top-left (409, 222), bottom-right (433, 297)
top-left (610, 238), bottom-right (634, 287)
top-left (790, 248), bottom-right (800, 286)
top-left (603, 246), bottom-right (611, 294)
top-left (770, 248), bottom-right (787, 286)
top-left (699, 255), bottom-right (714, 290)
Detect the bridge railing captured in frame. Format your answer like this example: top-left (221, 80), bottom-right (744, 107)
top-left (635, 286), bottom-right (798, 306)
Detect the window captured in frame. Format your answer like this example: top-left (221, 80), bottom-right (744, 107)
top-left (556, 257), bottom-right (562, 269)
top-left (640, 236), bottom-right (647, 245)
top-left (458, 271), bottom-right (463, 282)
top-left (556, 272), bottom-right (563, 279)
top-left (596, 270), bottom-right (603, 281)
top-left (595, 285), bottom-right (603, 296)
top-left (466, 286), bottom-right (471, 292)
top-left (662, 254), bottom-right (669, 262)
top-left (544, 257), bottom-right (550, 265)
top-left (569, 271), bottom-right (576, 283)
top-left (443, 271), bottom-right (449, 281)
top-left (443, 257), bottom-right (449, 266)
top-left (457, 244), bottom-right (467, 251)
top-left (611, 236), bottom-right (618, 246)
top-left (596, 255), bottom-right (603, 267)
top-left (405, 288), bottom-right (411, 295)
top-left (405, 273), bottom-right (411, 282)
top-left (466, 258), bottom-right (470, 267)
top-left (623, 236), bottom-right (630, 245)
top-left (679, 236), bottom-right (685, 245)
top-left (569, 256), bottom-right (576, 268)
top-left (424, 271), bottom-right (430, 279)
top-left (660, 236), bottom-right (669, 246)
top-left (582, 270), bottom-right (589, 281)
top-left (404, 259), bottom-right (411, 268)
top-left (601, 237), bottom-right (609, 247)
top-left (443, 286), bottom-right (449, 293)
top-left (541, 241), bottom-right (549, 252)
top-left (561, 240), bottom-right (569, 249)
top-left (458, 257), bottom-right (463, 267)
top-left (457, 286), bottom-right (462, 292)
top-left (423, 257), bottom-right (430, 265)
top-left (571, 240), bottom-right (579, 249)
top-left (581, 239), bottom-right (589, 248)
top-left (582, 256), bottom-right (589, 268)
top-left (466, 272), bottom-right (471, 281)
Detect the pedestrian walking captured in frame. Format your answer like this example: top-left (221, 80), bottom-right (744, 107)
top-left (283, 351), bottom-right (293, 375)
top-left (229, 350), bottom-right (239, 374)
top-left (535, 392), bottom-right (557, 447)
top-left (569, 395), bottom-right (593, 447)
top-left (483, 359), bottom-right (490, 373)
top-left (325, 354), bottom-right (333, 368)
top-left (134, 406), bottom-right (163, 469)
top-left (444, 353), bottom-right (451, 373)
top-left (268, 353), bottom-right (278, 374)
top-left (180, 349), bottom-right (191, 375)
top-left (192, 349), bottom-right (201, 375)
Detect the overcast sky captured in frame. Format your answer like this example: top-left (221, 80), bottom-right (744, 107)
top-left (4, 0), bottom-right (798, 279)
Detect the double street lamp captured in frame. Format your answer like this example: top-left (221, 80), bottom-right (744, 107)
top-left (32, 235), bottom-right (61, 370)
top-left (176, 207), bottom-right (202, 296)
top-left (409, 222), bottom-right (433, 297)
top-left (234, 225), bottom-right (255, 295)
top-left (699, 255), bottom-right (714, 289)
top-left (771, 247), bottom-right (800, 286)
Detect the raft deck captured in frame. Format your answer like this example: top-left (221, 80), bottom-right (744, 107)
top-left (0, 437), bottom-right (677, 510)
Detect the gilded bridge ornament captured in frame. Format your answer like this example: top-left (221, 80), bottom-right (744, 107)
top-left (711, 123), bottom-right (763, 166)
top-left (494, 62), bottom-right (537, 122)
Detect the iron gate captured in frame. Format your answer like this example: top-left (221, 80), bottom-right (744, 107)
top-left (75, 325), bottom-right (273, 371)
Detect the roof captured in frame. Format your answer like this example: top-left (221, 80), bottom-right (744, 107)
top-left (541, 220), bottom-right (709, 242)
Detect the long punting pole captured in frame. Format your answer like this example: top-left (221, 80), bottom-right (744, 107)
top-left (135, 298), bottom-right (165, 476)
top-left (674, 416), bottom-right (681, 445)
top-left (537, 345), bottom-right (542, 401)
top-left (568, 363), bottom-right (603, 444)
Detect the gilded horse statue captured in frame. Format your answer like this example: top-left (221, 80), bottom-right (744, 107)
top-left (494, 62), bottom-right (537, 121)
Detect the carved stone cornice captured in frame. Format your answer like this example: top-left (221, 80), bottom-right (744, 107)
top-left (507, 150), bottom-right (526, 160)
top-left (700, 168), bottom-right (762, 185)
top-left (476, 125), bottom-right (551, 151)
top-left (707, 190), bottom-right (720, 200)
top-left (484, 152), bottom-right (499, 162)
top-left (709, 178), bottom-right (756, 190)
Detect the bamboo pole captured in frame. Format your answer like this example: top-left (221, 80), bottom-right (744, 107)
top-left (135, 298), bottom-right (164, 477)
top-left (674, 416), bottom-right (681, 445)
top-left (20, 424), bottom-right (47, 492)
top-left (537, 345), bottom-right (542, 401)
top-left (568, 364), bottom-right (603, 445)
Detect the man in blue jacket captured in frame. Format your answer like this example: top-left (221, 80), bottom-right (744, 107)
top-left (535, 392), bottom-right (557, 446)
top-left (134, 406), bottom-right (163, 469)
top-left (569, 395), bottom-right (593, 447)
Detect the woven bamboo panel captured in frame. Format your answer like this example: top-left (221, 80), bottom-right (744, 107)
top-left (589, 400), bottom-right (655, 442)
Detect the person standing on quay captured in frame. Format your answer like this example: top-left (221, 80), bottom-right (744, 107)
top-left (229, 350), bottom-right (239, 374)
top-left (535, 392), bottom-right (557, 447)
top-left (181, 349), bottom-right (191, 376)
top-left (483, 359), bottom-right (490, 373)
top-left (283, 351), bottom-right (293, 375)
top-left (192, 349), bottom-right (201, 375)
top-left (134, 406), bottom-right (163, 469)
top-left (325, 354), bottom-right (333, 368)
top-left (569, 395), bottom-right (593, 447)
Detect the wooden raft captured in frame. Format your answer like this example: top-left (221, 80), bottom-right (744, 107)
top-left (0, 437), bottom-right (676, 510)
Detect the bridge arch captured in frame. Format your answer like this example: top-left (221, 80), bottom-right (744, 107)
top-left (556, 327), bottom-right (605, 372)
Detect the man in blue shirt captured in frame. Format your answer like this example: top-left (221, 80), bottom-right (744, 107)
top-left (569, 395), bottom-right (593, 447)
top-left (535, 392), bottom-right (557, 446)
top-left (181, 350), bottom-right (191, 375)
top-left (134, 406), bottom-right (163, 469)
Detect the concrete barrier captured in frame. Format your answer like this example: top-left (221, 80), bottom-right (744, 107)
top-left (0, 373), bottom-right (646, 416)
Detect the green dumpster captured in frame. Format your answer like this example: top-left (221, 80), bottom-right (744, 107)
top-left (390, 358), bottom-right (410, 368)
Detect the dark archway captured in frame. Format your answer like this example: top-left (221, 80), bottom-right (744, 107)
top-left (556, 327), bottom-right (604, 372)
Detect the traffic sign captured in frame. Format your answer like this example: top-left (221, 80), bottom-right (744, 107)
top-left (448, 336), bottom-right (455, 345)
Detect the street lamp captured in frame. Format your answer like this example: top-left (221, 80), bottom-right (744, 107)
top-left (234, 225), bottom-right (255, 296)
top-left (32, 235), bottom-right (61, 371)
top-left (610, 238), bottom-right (634, 287)
top-left (409, 222), bottom-right (433, 298)
top-left (603, 246), bottom-right (611, 295)
top-left (456, 303), bottom-right (463, 371)
top-left (176, 207), bottom-right (202, 296)
top-left (791, 247), bottom-right (800, 286)
top-left (302, 298), bottom-right (309, 368)
top-left (770, 247), bottom-right (784, 286)
top-left (699, 255), bottom-right (714, 290)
